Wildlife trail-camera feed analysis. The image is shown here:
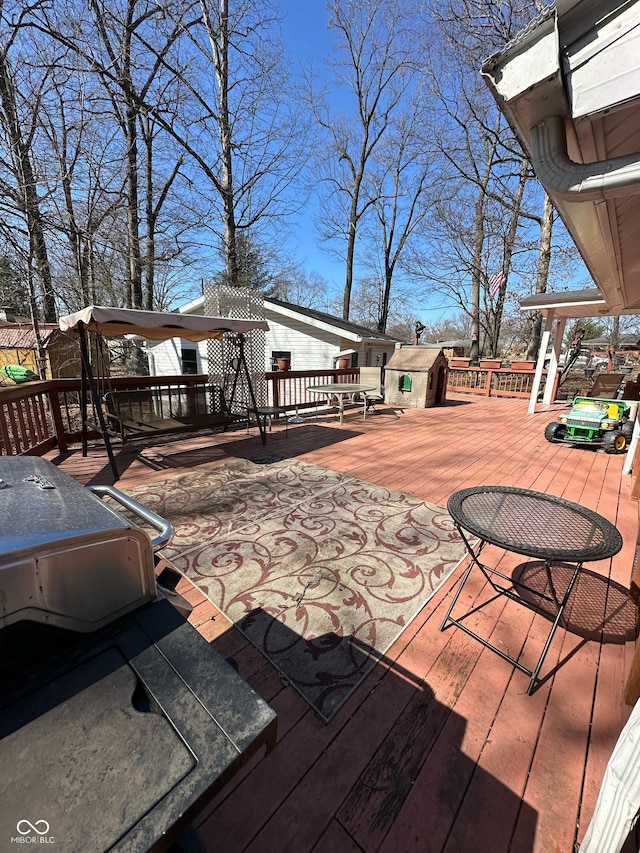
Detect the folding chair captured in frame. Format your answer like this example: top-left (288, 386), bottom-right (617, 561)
top-left (359, 367), bottom-right (384, 413)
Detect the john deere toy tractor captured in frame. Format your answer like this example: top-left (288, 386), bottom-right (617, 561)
top-left (544, 397), bottom-right (635, 453)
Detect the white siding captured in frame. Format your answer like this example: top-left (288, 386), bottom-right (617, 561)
top-left (146, 299), bottom-right (399, 377)
top-left (146, 338), bottom-right (207, 376)
top-left (264, 308), bottom-right (342, 371)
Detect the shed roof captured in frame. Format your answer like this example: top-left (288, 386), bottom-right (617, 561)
top-left (0, 323), bottom-right (59, 349)
top-left (386, 346), bottom-right (445, 371)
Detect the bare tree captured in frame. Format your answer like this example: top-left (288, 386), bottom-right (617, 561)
top-left (309, 0), bottom-right (421, 321)
top-left (268, 269), bottom-right (331, 310)
top-left (415, 0), bottom-right (559, 360)
top-left (138, 107), bottom-right (185, 309)
top-left (526, 192), bottom-right (554, 359)
top-left (173, 0), bottom-right (310, 289)
top-left (72, 0), bottom-right (186, 308)
top-left (363, 97), bottom-right (439, 333)
top-left (0, 7), bottom-right (56, 321)
top-left (30, 0), bottom-right (194, 310)
top-left (35, 64), bottom-right (128, 308)
top-left (349, 273), bottom-right (414, 333)
top-left (484, 155), bottom-right (528, 356)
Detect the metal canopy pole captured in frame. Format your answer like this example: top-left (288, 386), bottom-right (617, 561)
top-left (77, 322), bottom-right (119, 481)
top-left (227, 334), bottom-right (266, 445)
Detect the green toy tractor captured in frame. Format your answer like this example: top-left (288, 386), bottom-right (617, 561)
top-left (544, 396), bottom-right (635, 453)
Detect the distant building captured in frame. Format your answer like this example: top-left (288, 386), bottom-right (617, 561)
top-left (145, 294), bottom-right (403, 376)
top-left (0, 320), bottom-right (85, 380)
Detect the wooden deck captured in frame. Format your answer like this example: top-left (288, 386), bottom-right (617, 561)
top-left (47, 393), bottom-right (640, 853)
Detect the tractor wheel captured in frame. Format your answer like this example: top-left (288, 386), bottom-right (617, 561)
top-left (603, 431), bottom-right (628, 453)
top-left (544, 422), bottom-right (566, 443)
top-left (622, 421), bottom-right (635, 442)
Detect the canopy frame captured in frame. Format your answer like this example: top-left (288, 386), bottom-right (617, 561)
top-left (60, 306), bottom-right (270, 479)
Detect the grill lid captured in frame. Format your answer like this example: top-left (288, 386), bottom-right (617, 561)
top-left (0, 457), bottom-right (134, 560)
top-left (0, 457), bottom-right (174, 632)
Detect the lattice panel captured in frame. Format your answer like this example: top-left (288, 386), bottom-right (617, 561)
top-left (203, 284), bottom-right (267, 411)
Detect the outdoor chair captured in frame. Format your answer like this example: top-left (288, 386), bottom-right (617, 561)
top-left (585, 372), bottom-right (626, 399)
top-left (622, 380), bottom-right (640, 402)
top-left (359, 366), bottom-right (384, 413)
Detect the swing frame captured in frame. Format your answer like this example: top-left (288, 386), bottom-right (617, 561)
top-left (59, 306), bottom-right (270, 480)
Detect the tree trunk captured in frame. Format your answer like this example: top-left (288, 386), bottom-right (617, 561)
top-left (487, 156), bottom-right (528, 357)
top-left (527, 192), bottom-right (554, 360)
top-left (343, 159), bottom-right (365, 320)
top-left (469, 189), bottom-right (485, 363)
top-left (378, 259), bottom-right (392, 334)
top-left (0, 53), bottom-right (56, 321)
top-left (201, 0), bottom-right (238, 287)
top-left (143, 117), bottom-right (155, 311)
top-left (123, 55), bottom-right (142, 307)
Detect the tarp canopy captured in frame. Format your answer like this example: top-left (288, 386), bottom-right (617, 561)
top-left (59, 305), bottom-right (269, 343)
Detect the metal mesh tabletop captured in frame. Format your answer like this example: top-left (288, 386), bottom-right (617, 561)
top-left (447, 486), bottom-right (623, 563)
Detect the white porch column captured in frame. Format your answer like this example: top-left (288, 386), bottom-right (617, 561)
top-left (529, 310), bottom-right (563, 413)
top-left (542, 315), bottom-right (566, 405)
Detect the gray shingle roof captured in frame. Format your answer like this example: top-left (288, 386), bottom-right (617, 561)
top-left (266, 296), bottom-right (402, 342)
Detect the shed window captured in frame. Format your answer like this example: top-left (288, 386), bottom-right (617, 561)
top-left (398, 374), bottom-right (412, 392)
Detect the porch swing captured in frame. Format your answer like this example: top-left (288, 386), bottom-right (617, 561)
top-left (58, 305), bottom-right (270, 480)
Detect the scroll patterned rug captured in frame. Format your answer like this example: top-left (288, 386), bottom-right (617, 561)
top-left (124, 458), bottom-right (466, 722)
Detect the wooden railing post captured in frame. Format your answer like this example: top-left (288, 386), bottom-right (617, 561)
top-left (270, 375), bottom-right (280, 407)
top-left (47, 384), bottom-right (68, 453)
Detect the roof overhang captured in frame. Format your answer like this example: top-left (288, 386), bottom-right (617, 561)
top-left (482, 1), bottom-right (640, 314)
top-left (519, 287), bottom-right (608, 318)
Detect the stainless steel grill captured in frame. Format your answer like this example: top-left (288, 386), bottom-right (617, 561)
top-left (0, 456), bottom-right (276, 852)
top-left (0, 456), bottom-right (172, 632)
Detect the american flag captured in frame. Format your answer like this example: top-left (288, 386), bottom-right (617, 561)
top-left (489, 271), bottom-right (506, 298)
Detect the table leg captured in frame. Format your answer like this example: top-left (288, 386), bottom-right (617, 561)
top-left (441, 526), bottom-right (584, 694)
top-left (527, 561), bottom-right (581, 693)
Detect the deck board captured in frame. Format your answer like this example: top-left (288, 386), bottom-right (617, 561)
top-left (48, 392), bottom-right (639, 853)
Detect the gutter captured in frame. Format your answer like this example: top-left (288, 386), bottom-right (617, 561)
top-left (530, 115), bottom-right (640, 202)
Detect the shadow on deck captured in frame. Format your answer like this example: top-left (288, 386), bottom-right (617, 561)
top-left (46, 393), bottom-right (640, 853)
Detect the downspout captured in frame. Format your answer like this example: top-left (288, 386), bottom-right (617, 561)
top-left (530, 115), bottom-right (640, 201)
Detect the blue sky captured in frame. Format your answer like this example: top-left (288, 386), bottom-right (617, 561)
top-left (281, 0), bottom-right (330, 66)
top-left (279, 1), bottom-right (347, 304)
top-left (277, 1), bottom-right (452, 325)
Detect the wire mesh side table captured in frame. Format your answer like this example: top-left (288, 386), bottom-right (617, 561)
top-left (441, 486), bottom-right (623, 694)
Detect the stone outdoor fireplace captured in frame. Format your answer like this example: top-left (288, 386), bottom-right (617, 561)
top-left (384, 346), bottom-right (448, 408)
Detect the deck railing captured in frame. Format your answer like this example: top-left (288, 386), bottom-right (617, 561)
top-left (0, 380), bottom-right (62, 456)
top-left (447, 364), bottom-right (551, 398)
top-left (266, 368), bottom-right (359, 410)
top-left (0, 369), bottom-right (361, 456)
top-left (0, 364), bottom-right (548, 457)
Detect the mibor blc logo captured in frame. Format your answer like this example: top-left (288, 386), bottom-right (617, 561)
top-left (11, 820), bottom-right (55, 844)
